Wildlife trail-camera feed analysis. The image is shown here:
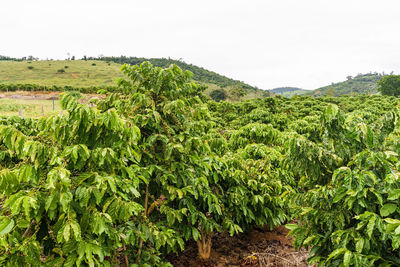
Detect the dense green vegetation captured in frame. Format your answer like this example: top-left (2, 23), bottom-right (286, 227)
top-left (209, 89), bottom-right (227, 102)
top-left (378, 75), bottom-right (400, 96)
top-left (0, 63), bottom-right (280, 266)
top-left (1, 62), bottom-right (400, 266)
top-left (210, 94), bottom-right (400, 266)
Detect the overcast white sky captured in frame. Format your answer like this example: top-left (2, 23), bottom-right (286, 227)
top-left (1, 0), bottom-right (400, 89)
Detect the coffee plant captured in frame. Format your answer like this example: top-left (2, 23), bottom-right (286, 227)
top-left (286, 104), bottom-right (400, 266)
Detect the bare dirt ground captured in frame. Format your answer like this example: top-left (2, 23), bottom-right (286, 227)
top-left (0, 91), bottom-right (61, 100)
top-left (167, 226), bottom-right (311, 267)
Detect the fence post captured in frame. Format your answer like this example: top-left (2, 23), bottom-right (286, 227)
top-left (53, 86), bottom-right (55, 111)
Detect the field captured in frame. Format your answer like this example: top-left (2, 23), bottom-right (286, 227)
top-left (0, 60), bottom-right (124, 87)
top-left (1, 63), bottom-right (400, 266)
top-left (0, 99), bottom-right (61, 118)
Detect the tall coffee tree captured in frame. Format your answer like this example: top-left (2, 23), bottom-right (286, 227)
top-left (95, 62), bottom-right (287, 261)
top-left (0, 62), bottom-right (288, 265)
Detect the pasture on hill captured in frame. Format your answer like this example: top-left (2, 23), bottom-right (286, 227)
top-left (0, 60), bottom-right (267, 101)
top-left (0, 60), bottom-right (124, 87)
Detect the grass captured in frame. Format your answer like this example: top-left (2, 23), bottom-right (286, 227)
top-left (0, 99), bottom-right (62, 118)
top-left (0, 60), bottom-right (124, 87)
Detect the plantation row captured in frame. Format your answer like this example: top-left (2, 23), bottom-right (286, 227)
top-left (1, 62), bottom-right (400, 266)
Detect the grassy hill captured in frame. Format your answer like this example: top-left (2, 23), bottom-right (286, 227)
top-left (309, 73), bottom-right (384, 96)
top-left (270, 73), bottom-right (385, 98)
top-left (0, 58), bottom-right (267, 100)
top-left (269, 87), bottom-right (308, 97)
top-left (90, 56), bottom-right (260, 92)
top-left (0, 60), bottom-right (124, 87)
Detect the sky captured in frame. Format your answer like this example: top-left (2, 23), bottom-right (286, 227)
top-left (1, 0), bottom-right (400, 90)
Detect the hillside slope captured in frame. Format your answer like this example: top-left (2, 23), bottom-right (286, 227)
top-left (0, 58), bottom-right (268, 100)
top-left (0, 60), bottom-right (124, 87)
top-left (90, 56), bottom-right (260, 93)
top-left (310, 73), bottom-right (383, 96)
top-left (270, 87), bottom-right (308, 97)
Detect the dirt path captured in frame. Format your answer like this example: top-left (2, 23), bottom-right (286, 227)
top-left (167, 226), bottom-right (311, 267)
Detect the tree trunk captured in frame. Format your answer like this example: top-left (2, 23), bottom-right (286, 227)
top-left (197, 232), bottom-right (212, 260)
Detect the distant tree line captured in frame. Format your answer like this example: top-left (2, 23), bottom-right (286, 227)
top-left (0, 55), bottom-right (23, 61)
top-left (0, 55), bottom-right (39, 61)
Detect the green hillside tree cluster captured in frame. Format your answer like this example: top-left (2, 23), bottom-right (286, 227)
top-left (377, 75), bottom-right (400, 96)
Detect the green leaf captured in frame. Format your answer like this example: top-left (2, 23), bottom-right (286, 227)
top-left (394, 225), bottom-right (400, 235)
top-left (325, 104), bottom-right (339, 122)
top-left (384, 218), bottom-right (400, 232)
top-left (356, 238), bottom-right (364, 253)
top-left (285, 224), bottom-right (298, 231)
top-left (327, 248), bottom-right (346, 261)
top-left (70, 221), bottom-right (81, 240)
top-left (388, 189), bottom-right (400, 200)
top-left (333, 187), bottom-right (347, 203)
top-left (343, 251), bottom-right (352, 267)
top-left (63, 223), bottom-right (71, 242)
top-left (60, 192), bottom-right (73, 213)
top-left (0, 217), bottom-right (14, 236)
top-left (367, 216), bottom-right (376, 239)
top-left (192, 228), bottom-right (200, 241)
top-left (17, 219), bottom-right (30, 229)
top-left (380, 203), bottom-right (397, 217)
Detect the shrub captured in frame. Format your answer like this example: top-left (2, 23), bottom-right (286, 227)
top-left (377, 75), bottom-right (400, 96)
top-left (287, 104), bottom-right (400, 266)
top-left (68, 90), bottom-right (82, 99)
top-left (27, 66), bottom-right (34, 70)
top-left (210, 89), bottom-right (227, 102)
top-left (57, 69), bottom-right (65, 73)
